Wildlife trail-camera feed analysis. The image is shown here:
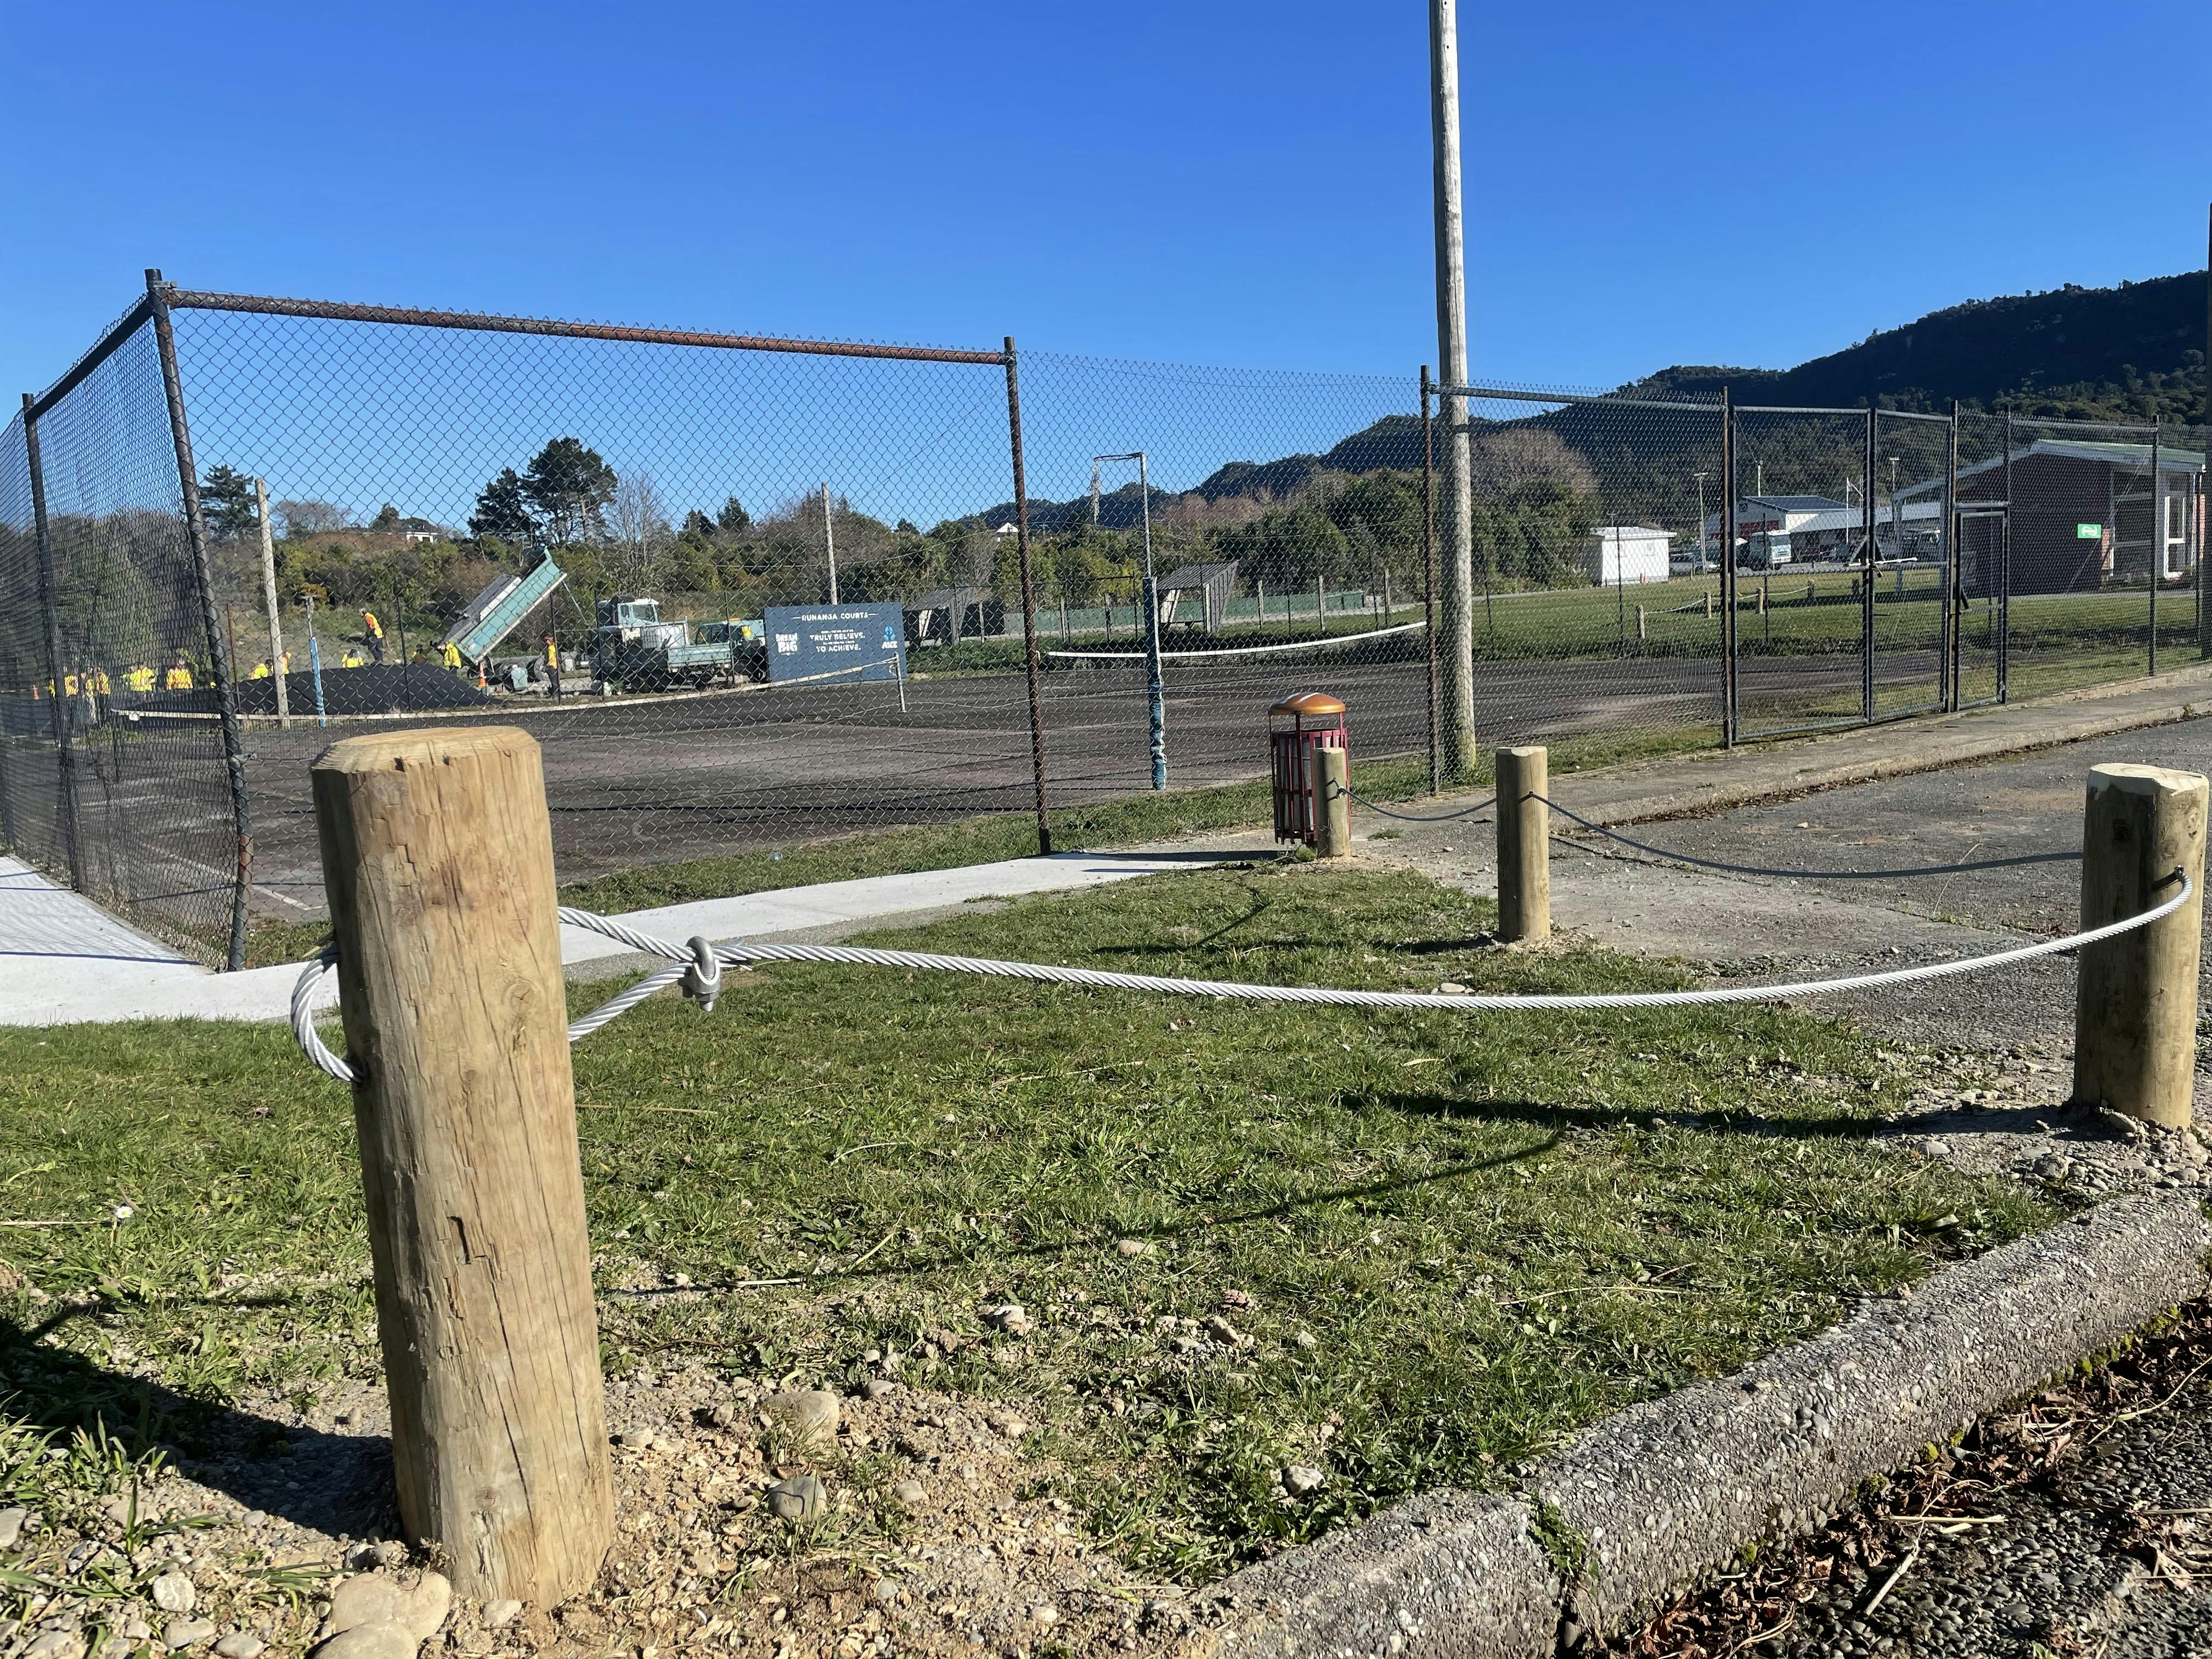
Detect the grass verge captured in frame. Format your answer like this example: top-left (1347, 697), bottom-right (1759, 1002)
top-left (3, 860), bottom-right (2047, 1580)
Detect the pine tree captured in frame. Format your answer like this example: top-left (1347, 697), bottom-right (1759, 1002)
top-left (469, 467), bottom-right (533, 538)
top-left (200, 465), bottom-right (259, 541)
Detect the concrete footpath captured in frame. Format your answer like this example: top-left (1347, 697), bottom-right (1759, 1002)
top-left (1551, 660), bottom-right (2212, 825)
top-left (0, 850), bottom-right (1236, 1028)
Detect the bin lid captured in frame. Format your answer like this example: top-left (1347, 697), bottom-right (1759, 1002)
top-left (1269, 691), bottom-right (1346, 718)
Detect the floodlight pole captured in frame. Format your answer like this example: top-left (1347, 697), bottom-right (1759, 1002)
top-left (821, 482), bottom-right (838, 605)
top-left (1096, 450), bottom-right (1166, 789)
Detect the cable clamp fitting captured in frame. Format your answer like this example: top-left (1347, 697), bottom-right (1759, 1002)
top-left (681, 935), bottom-right (723, 1013)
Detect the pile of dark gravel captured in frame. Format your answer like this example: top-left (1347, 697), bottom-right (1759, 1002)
top-left (1605, 1298), bottom-right (2212, 1658)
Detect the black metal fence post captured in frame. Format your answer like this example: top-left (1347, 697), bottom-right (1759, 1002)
top-left (2000, 409), bottom-right (2013, 702)
top-left (2148, 424), bottom-right (2162, 676)
top-left (145, 270), bottom-right (253, 971)
top-left (1720, 387), bottom-right (1737, 746)
top-left (1002, 336), bottom-right (1051, 856)
top-left (21, 392), bottom-right (84, 891)
top-left (1420, 365), bottom-right (1440, 795)
top-left (1861, 403), bottom-right (1876, 723)
top-left (1943, 400), bottom-right (1960, 713)
top-left (2198, 463), bottom-right (2209, 662)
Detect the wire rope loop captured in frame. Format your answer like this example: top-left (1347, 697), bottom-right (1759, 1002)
top-left (292, 951), bottom-right (354, 1084)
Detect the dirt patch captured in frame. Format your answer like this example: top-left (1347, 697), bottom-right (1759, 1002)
top-left (1, 1350), bottom-right (1163, 1659)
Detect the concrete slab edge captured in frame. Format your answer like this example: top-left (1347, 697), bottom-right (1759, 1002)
top-left (1175, 1192), bottom-right (2212, 1659)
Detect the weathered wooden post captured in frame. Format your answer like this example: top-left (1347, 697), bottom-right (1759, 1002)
top-left (1496, 745), bottom-right (1550, 943)
top-left (2072, 763), bottom-right (2208, 1128)
top-left (1312, 745), bottom-right (1352, 859)
top-left (313, 727), bottom-right (613, 1604)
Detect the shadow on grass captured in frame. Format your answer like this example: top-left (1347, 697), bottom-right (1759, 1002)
top-left (612, 1130), bottom-right (1564, 1300)
top-left (1365, 1090), bottom-right (1883, 1141)
top-left (1370, 1088), bottom-right (2129, 1149)
top-left (0, 1306), bottom-right (395, 1538)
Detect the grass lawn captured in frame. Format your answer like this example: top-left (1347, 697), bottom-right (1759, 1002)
top-left (3, 860), bottom-right (2049, 1581)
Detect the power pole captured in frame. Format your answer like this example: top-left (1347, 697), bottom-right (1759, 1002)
top-left (822, 482), bottom-right (839, 605)
top-left (1429, 0), bottom-right (1477, 777)
top-left (255, 478), bottom-right (290, 728)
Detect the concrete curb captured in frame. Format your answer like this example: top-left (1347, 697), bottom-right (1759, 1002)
top-left (1178, 1192), bottom-right (2212, 1659)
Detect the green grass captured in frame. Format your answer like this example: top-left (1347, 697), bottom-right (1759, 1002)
top-left (2, 861), bottom-right (2048, 1579)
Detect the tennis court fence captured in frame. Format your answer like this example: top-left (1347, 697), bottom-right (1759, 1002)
top-left (2, 274), bottom-right (2204, 963)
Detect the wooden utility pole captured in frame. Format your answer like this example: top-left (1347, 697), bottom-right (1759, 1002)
top-left (2070, 762), bottom-right (2208, 1128)
top-left (1496, 746), bottom-right (1550, 943)
top-left (255, 478), bottom-right (290, 727)
top-left (1429, 0), bottom-right (1477, 777)
top-left (312, 727), bottom-right (612, 1604)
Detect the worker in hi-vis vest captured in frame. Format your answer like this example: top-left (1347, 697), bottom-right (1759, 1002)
top-left (363, 610), bottom-right (385, 664)
top-left (123, 664), bottom-right (156, 693)
top-left (441, 640), bottom-right (464, 674)
top-left (163, 658), bottom-right (193, 691)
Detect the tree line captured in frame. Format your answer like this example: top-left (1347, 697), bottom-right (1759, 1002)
top-left (195, 415), bottom-right (1627, 656)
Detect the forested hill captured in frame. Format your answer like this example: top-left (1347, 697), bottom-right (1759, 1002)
top-left (976, 270), bottom-right (2204, 531)
top-left (1624, 270), bottom-right (2206, 424)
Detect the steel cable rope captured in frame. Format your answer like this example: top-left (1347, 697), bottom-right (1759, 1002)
top-left (1528, 792), bottom-right (2084, 881)
top-left (291, 875), bottom-right (2190, 1085)
top-left (1336, 786), bottom-right (1496, 823)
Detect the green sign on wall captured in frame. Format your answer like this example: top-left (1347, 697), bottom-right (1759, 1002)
top-left (2076, 523), bottom-right (2104, 540)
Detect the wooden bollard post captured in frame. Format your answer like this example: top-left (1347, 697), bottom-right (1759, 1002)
top-left (1635, 605), bottom-right (1647, 642)
top-left (1703, 590), bottom-right (1713, 618)
top-left (2071, 763), bottom-right (2209, 1128)
top-left (313, 727), bottom-right (613, 1604)
top-left (1312, 744), bottom-right (1352, 859)
top-left (1496, 745), bottom-right (1550, 943)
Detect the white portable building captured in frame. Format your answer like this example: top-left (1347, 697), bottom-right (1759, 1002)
top-left (1585, 526), bottom-right (1672, 586)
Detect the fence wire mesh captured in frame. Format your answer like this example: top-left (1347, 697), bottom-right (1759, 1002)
top-left (1, 280), bottom-right (2207, 963)
top-left (4, 317), bottom-right (246, 959)
top-left (163, 301), bottom-right (1032, 933)
top-left (1015, 353), bottom-right (1430, 799)
top-left (1447, 387), bottom-right (1728, 754)
top-left (0, 408), bottom-right (43, 867)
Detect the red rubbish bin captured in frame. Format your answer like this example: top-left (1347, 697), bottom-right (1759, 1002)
top-left (1269, 691), bottom-right (1348, 844)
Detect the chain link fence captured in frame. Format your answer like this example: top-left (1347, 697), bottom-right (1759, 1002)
top-left (2, 278), bottom-right (2205, 964)
top-left (3, 298), bottom-right (250, 960)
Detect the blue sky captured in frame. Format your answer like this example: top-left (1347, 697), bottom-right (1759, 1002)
top-left (4, 0), bottom-right (2207, 408)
